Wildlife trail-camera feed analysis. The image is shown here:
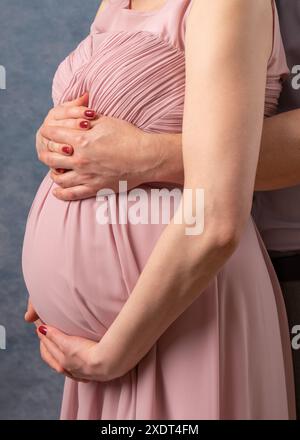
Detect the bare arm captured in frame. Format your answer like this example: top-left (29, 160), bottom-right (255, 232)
top-left (35, 0), bottom-right (285, 382)
top-left (88, 0), bottom-right (274, 378)
top-left (256, 109), bottom-right (300, 190)
top-left (146, 108), bottom-right (300, 191)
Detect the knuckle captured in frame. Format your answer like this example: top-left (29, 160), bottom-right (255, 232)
top-left (67, 191), bottom-right (77, 201)
top-left (68, 345), bottom-right (80, 359)
top-left (86, 356), bottom-right (97, 373)
top-left (53, 190), bottom-right (63, 200)
top-left (59, 189), bottom-right (75, 201)
top-left (56, 192), bottom-right (68, 201)
top-left (48, 108), bottom-right (55, 118)
top-left (75, 132), bottom-right (88, 146)
top-left (51, 173), bottom-right (61, 183)
top-left (73, 154), bottom-right (88, 170)
top-left (90, 185), bottom-right (98, 197)
top-left (82, 173), bottom-right (93, 182)
top-left (38, 151), bottom-right (47, 164)
top-left (59, 179), bottom-right (69, 189)
top-left (47, 157), bottom-right (56, 168)
top-left (67, 107), bottom-right (76, 117)
top-left (50, 143), bottom-right (58, 153)
top-left (60, 357), bottom-right (69, 370)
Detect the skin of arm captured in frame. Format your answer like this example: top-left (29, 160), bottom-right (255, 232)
top-left (36, 105), bottom-right (300, 202)
top-left (140, 109), bottom-right (300, 191)
top-left (255, 109), bottom-right (300, 190)
top-left (90, 0), bottom-right (273, 378)
top-left (36, 0), bottom-right (274, 382)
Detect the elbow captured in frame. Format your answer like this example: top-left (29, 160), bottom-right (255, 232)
top-left (180, 193), bottom-right (248, 264)
top-left (181, 219), bottom-right (243, 284)
top-left (201, 219), bottom-right (244, 260)
top-left (211, 223), bottom-right (242, 253)
top-left (184, 218), bottom-right (244, 266)
top-left (202, 201), bottom-right (250, 254)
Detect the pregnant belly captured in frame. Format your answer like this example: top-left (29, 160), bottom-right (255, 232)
top-left (22, 174), bottom-right (271, 343)
top-left (22, 173), bottom-right (173, 340)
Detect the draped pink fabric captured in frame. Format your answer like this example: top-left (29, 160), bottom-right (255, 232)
top-left (22, 0), bottom-right (296, 419)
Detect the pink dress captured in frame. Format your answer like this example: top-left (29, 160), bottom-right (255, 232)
top-left (22, 0), bottom-right (296, 419)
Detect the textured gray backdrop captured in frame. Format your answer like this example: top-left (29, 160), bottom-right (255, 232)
top-left (0, 0), bottom-right (100, 420)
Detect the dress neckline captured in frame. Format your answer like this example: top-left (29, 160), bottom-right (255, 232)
top-left (119, 0), bottom-right (171, 16)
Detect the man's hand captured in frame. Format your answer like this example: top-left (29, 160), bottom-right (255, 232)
top-left (37, 93), bottom-right (184, 201)
top-left (40, 114), bottom-right (166, 201)
top-left (37, 93), bottom-right (300, 202)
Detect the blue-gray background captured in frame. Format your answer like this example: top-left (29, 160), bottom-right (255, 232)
top-left (0, 0), bottom-right (100, 420)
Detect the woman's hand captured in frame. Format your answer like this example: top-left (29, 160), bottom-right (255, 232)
top-left (24, 301), bottom-right (121, 381)
top-left (36, 325), bottom-right (114, 382)
top-left (36, 93), bottom-right (97, 166)
top-left (23, 300), bottom-right (95, 382)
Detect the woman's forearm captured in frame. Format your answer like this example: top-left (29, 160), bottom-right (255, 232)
top-left (95, 217), bottom-right (237, 380)
top-left (146, 109), bottom-right (300, 190)
top-left (92, 0), bottom-right (273, 381)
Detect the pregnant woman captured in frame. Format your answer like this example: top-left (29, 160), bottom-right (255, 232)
top-left (22, 0), bottom-right (296, 419)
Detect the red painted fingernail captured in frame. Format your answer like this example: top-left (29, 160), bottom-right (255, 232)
top-left (80, 120), bottom-right (90, 129)
top-left (38, 325), bottom-right (47, 336)
top-left (62, 146), bottom-right (73, 155)
top-left (84, 109), bottom-right (95, 118)
top-left (55, 168), bottom-right (66, 174)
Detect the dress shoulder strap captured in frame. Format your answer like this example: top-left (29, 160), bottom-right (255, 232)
top-left (91, 0), bottom-right (194, 52)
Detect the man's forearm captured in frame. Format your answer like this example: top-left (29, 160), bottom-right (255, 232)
top-left (145, 109), bottom-right (300, 191)
top-left (144, 132), bottom-right (184, 186)
top-left (256, 109), bottom-right (300, 190)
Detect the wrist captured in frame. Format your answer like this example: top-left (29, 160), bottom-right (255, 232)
top-left (90, 339), bottom-right (126, 381)
top-left (137, 132), bottom-right (184, 185)
top-left (137, 132), bottom-right (164, 184)
top-left (87, 343), bottom-right (115, 381)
